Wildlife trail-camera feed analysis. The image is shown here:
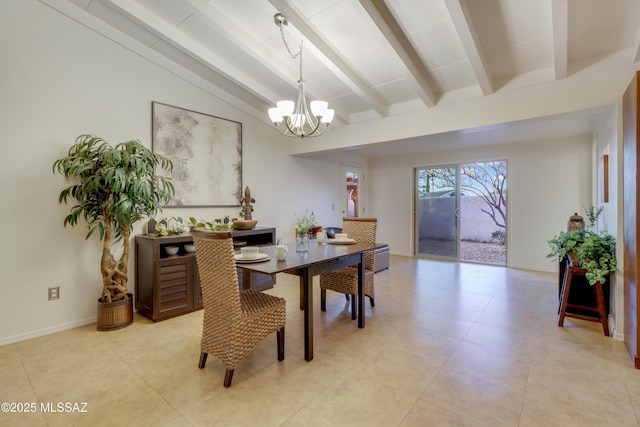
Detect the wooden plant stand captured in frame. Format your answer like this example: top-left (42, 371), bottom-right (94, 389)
top-left (558, 260), bottom-right (609, 336)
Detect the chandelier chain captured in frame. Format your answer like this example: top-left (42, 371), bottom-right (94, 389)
top-left (278, 25), bottom-right (304, 79)
top-left (278, 23), bottom-right (302, 61)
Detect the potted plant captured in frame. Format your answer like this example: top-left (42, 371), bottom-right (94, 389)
top-left (547, 228), bottom-right (586, 265)
top-left (53, 135), bottom-right (174, 330)
top-left (547, 206), bottom-right (616, 286)
top-left (574, 231), bottom-right (616, 285)
top-left (294, 209), bottom-right (317, 252)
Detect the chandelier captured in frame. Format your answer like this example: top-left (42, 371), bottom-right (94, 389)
top-left (268, 13), bottom-right (335, 138)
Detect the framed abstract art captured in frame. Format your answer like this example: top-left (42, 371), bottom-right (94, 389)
top-left (152, 102), bottom-right (242, 207)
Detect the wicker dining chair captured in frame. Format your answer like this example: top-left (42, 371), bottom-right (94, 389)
top-left (319, 218), bottom-right (377, 319)
top-left (191, 229), bottom-right (286, 387)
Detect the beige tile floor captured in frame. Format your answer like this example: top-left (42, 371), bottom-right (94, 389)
top-left (2, 255), bottom-right (640, 426)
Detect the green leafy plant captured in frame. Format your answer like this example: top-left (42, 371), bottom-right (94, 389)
top-left (547, 228), bottom-right (586, 261)
top-left (575, 232), bottom-right (616, 285)
top-left (53, 135), bottom-right (174, 302)
top-left (491, 229), bottom-right (506, 245)
top-left (294, 210), bottom-right (317, 237)
top-left (547, 206), bottom-right (616, 286)
top-left (585, 205), bottom-right (604, 229)
top-left (150, 217), bottom-right (190, 236)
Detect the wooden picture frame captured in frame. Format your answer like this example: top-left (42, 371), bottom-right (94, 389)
top-left (152, 102), bottom-right (242, 207)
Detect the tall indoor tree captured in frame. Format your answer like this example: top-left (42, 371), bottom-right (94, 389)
top-left (53, 135), bottom-right (174, 303)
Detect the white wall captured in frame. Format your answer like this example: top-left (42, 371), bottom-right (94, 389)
top-left (593, 106), bottom-right (623, 339)
top-left (0, 1), bottom-right (348, 344)
top-left (368, 135), bottom-right (593, 272)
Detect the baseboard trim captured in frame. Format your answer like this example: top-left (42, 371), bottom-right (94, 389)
top-left (0, 317), bottom-right (97, 346)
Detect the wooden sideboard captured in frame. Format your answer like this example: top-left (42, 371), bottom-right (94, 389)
top-left (135, 227), bottom-right (276, 321)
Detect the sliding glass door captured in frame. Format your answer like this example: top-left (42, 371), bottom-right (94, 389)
top-left (415, 161), bottom-right (507, 265)
top-left (415, 166), bottom-right (459, 259)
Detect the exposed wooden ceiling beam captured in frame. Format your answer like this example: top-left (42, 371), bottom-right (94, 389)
top-left (358, 0), bottom-right (436, 107)
top-left (552, 0), bottom-right (568, 79)
top-left (106, 0), bottom-right (283, 106)
top-left (444, 0), bottom-right (493, 95)
top-left (268, 0), bottom-right (389, 118)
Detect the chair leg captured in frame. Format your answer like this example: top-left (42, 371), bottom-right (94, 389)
top-left (345, 294), bottom-right (350, 301)
top-left (321, 288), bottom-right (327, 311)
top-left (351, 293), bottom-right (357, 320)
top-left (277, 326), bottom-right (285, 361)
top-left (369, 296), bottom-right (375, 307)
top-left (198, 351), bottom-right (208, 369)
top-left (223, 369), bottom-right (234, 388)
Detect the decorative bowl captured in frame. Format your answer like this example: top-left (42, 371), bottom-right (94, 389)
top-left (184, 244), bottom-right (195, 253)
top-left (234, 219), bottom-right (258, 230)
top-left (165, 246), bottom-right (179, 255)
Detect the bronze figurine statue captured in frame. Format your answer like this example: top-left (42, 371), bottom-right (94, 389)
top-left (239, 186), bottom-right (255, 220)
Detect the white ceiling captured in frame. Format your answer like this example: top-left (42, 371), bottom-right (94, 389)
top-left (60, 0), bottom-right (640, 156)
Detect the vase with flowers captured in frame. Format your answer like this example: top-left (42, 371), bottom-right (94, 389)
top-left (294, 210), bottom-right (317, 252)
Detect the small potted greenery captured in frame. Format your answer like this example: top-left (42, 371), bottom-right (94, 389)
top-left (547, 207), bottom-right (616, 285)
top-left (294, 210), bottom-right (317, 252)
top-left (574, 231), bottom-right (616, 285)
top-left (547, 228), bottom-right (586, 265)
top-left (53, 135), bottom-right (174, 330)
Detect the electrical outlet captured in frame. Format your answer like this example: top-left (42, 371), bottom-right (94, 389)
top-left (48, 286), bottom-right (60, 300)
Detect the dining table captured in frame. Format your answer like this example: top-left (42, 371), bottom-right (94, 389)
top-left (235, 240), bottom-right (387, 361)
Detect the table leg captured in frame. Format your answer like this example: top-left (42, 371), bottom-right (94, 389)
top-left (299, 277), bottom-right (304, 310)
top-left (301, 269), bottom-right (313, 361)
top-left (241, 270), bottom-right (251, 290)
top-left (357, 252), bottom-right (365, 328)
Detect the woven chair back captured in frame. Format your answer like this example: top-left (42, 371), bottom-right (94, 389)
top-left (191, 229), bottom-right (242, 321)
top-left (342, 218), bottom-right (377, 271)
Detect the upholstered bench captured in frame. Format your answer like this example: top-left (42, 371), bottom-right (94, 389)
top-left (374, 244), bottom-right (389, 272)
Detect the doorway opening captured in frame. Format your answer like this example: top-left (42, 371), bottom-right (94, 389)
top-left (343, 165), bottom-right (364, 218)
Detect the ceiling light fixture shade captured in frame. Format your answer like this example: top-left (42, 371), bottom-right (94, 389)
top-left (269, 13), bottom-right (334, 138)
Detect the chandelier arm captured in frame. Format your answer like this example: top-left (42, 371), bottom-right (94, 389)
top-left (276, 120), bottom-right (327, 138)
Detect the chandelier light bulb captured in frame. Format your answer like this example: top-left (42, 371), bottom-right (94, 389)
top-left (277, 100), bottom-right (295, 117)
top-left (268, 108), bottom-right (283, 124)
top-left (310, 100), bottom-right (328, 117)
top-left (320, 109), bottom-right (335, 124)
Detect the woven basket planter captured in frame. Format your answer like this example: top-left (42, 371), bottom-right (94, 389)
top-left (97, 293), bottom-right (133, 331)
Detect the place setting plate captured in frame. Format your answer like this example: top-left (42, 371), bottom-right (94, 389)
top-left (327, 238), bottom-right (357, 245)
top-left (234, 253), bottom-right (270, 263)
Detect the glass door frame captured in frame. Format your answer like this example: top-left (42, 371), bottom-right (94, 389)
top-left (413, 165), bottom-right (461, 261)
top-left (414, 160), bottom-right (508, 265)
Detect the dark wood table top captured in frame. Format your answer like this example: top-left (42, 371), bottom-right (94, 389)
top-left (234, 241), bottom-right (387, 274)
